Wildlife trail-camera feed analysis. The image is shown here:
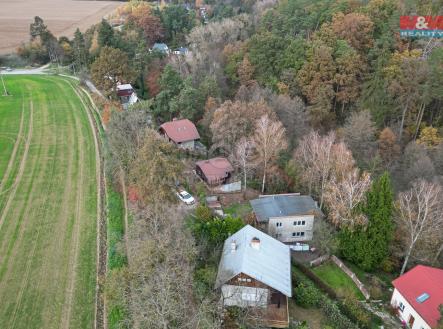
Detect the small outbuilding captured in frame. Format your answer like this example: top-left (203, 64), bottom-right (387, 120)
top-left (159, 119), bottom-right (200, 150)
top-left (116, 84), bottom-right (138, 109)
top-left (195, 157), bottom-right (234, 186)
top-left (151, 43), bottom-right (169, 54)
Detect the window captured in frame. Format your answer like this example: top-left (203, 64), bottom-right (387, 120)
top-left (302, 220), bottom-right (306, 225)
top-left (293, 221), bottom-right (296, 226)
top-left (292, 232), bottom-right (296, 237)
top-left (276, 222), bottom-right (282, 227)
top-left (301, 232), bottom-right (305, 237)
top-left (399, 301), bottom-right (405, 312)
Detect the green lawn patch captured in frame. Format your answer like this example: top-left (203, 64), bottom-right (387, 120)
top-left (223, 202), bottom-right (252, 219)
top-left (313, 262), bottom-right (364, 300)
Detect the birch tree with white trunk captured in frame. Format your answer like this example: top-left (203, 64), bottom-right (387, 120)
top-left (252, 115), bottom-right (287, 193)
top-left (233, 137), bottom-right (255, 191)
top-left (396, 180), bottom-right (443, 275)
top-left (324, 169), bottom-right (371, 227)
top-left (294, 131), bottom-right (354, 208)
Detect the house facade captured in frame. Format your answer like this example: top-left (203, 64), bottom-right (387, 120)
top-left (116, 84), bottom-right (138, 109)
top-left (159, 119), bottom-right (200, 150)
top-left (215, 225), bottom-right (292, 328)
top-left (391, 265), bottom-right (443, 329)
top-left (250, 194), bottom-right (320, 244)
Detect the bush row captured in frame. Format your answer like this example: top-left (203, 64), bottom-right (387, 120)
top-left (293, 264), bottom-right (380, 329)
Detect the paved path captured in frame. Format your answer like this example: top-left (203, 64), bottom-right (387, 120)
top-left (1, 64), bottom-right (50, 75)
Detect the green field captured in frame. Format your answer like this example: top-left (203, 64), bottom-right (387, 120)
top-left (0, 75), bottom-right (98, 329)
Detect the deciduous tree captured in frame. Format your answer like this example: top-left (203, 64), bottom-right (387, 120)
top-left (232, 137), bottom-right (255, 191)
top-left (210, 100), bottom-right (273, 154)
top-left (129, 129), bottom-right (183, 205)
top-left (324, 169), bottom-right (371, 227)
top-left (252, 115), bottom-right (287, 193)
top-left (396, 179), bottom-right (443, 274)
top-left (91, 46), bottom-right (135, 98)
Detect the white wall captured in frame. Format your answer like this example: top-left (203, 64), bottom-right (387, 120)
top-left (391, 288), bottom-right (431, 329)
top-left (221, 284), bottom-right (269, 308)
top-left (268, 215), bottom-right (314, 243)
top-left (178, 140), bottom-right (195, 150)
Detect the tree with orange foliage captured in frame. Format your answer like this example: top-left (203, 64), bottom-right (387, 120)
top-left (378, 127), bottom-right (400, 167)
top-left (331, 12), bottom-right (374, 53)
top-left (128, 5), bottom-right (164, 46)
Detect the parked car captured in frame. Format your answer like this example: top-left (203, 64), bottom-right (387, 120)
top-left (176, 190), bottom-right (195, 205)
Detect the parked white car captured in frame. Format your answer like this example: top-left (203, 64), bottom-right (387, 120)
top-left (176, 190), bottom-right (195, 205)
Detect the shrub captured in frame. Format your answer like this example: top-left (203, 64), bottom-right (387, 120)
top-left (319, 297), bottom-right (359, 329)
top-left (341, 296), bottom-right (372, 329)
top-left (195, 205), bottom-right (213, 222)
top-left (294, 282), bottom-right (322, 308)
top-left (193, 265), bottom-right (217, 300)
top-left (296, 263), bottom-right (337, 299)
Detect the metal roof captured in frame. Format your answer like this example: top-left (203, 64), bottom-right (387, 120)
top-left (215, 225), bottom-right (292, 297)
top-left (250, 194), bottom-right (319, 223)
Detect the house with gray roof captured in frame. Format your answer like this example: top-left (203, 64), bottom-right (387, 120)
top-left (215, 225), bottom-right (291, 328)
top-left (250, 193), bottom-right (321, 244)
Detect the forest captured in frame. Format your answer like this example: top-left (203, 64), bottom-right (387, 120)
top-left (6, 0), bottom-right (443, 328)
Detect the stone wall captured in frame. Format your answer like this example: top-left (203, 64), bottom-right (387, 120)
top-left (331, 255), bottom-right (370, 300)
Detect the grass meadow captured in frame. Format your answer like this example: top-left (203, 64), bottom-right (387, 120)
top-left (0, 75), bottom-right (98, 329)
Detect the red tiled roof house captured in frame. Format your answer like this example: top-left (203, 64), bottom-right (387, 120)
top-left (196, 157), bottom-right (234, 186)
top-left (390, 265), bottom-right (443, 329)
top-left (159, 119), bottom-right (200, 150)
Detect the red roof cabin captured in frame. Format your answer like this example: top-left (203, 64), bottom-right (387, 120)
top-left (159, 119), bottom-right (200, 150)
top-left (196, 157), bottom-right (234, 186)
top-left (391, 265), bottom-right (443, 329)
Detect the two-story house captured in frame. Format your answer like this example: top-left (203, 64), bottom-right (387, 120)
top-left (250, 193), bottom-right (321, 244)
top-left (391, 265), bottom-right (443, 329)
top-left (215, 225), bottom-right (292, 328)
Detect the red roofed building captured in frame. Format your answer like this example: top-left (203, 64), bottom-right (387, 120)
top-left (159, 119), bottom-right (200, 150)
top-left (391, 265), bottom-right (443, 329)
top-left (196, 158), bottom-right (234, 186)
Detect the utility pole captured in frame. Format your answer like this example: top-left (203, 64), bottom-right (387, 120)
top-left (1, 71), bottom-right (8, 96)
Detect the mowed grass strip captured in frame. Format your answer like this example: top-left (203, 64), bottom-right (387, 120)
top-left (0, 76), bottom-right (98, 329)
top-left (312, 261), bottom-right (365, 300)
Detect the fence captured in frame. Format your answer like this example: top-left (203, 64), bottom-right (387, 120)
top-left (331, 255), bottom-right (370, 300)
top-left (309, 254), bottom-right (330, 267)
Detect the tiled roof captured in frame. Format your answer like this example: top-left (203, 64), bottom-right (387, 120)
top-left (160, 119), bottom-right (200, 143)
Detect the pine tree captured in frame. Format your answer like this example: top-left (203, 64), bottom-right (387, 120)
top-left (97, 19), bottom-right (114, 48)
top-left (72, 29), bottom-right (88, 69)
top-left (339, 172), bottom-right (394, 271)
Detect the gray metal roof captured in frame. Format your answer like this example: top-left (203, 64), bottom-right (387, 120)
top-left (215, 225), bottom-right (292, 297)
top-left (250, 194), bottom-right (319, 223)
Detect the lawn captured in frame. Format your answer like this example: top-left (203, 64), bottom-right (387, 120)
top-left (0, 75), bottom-right (98, 329)
top-left (223, 202), bottom-right (252, 219)
top-left (313, 261), bottom-right (365, 300)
